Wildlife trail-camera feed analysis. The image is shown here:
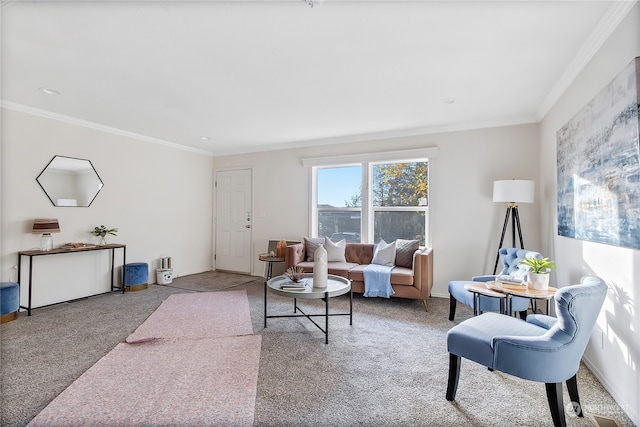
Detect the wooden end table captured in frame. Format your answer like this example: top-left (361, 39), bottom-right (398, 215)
top-left (465, 281), bottom-right (557, 317)
top-left (463, 282), bottom-right (507, 316)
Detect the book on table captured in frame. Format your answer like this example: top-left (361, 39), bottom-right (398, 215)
top-left (280, 279), bottom-right (307, 290)
top-left (495, 274), bottom-right (525, 285)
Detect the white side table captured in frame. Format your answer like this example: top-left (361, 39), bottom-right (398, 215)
top-left (264, 273), bottom-right (352, 344)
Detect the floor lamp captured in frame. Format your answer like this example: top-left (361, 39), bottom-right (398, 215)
top-left (492, 180), bottom-right (534, 274)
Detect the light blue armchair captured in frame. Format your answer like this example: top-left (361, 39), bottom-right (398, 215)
top-left (446, 276), bottom-right (608, 427)
top-left (448, 248), bottom-right (541, 320)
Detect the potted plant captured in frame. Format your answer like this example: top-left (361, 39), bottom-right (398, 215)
top-left (519, 256), bottom-right (556, 290)
top-left (91, 225), bottom-right (118, 245)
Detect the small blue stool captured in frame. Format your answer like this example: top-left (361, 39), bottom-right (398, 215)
top-left (123, 263), bottom-right (149, 292)
top-left (1, 282), bottom-right (20, 323)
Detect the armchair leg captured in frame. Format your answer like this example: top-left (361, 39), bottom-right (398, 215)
top-left (422, 298), bottom-right (429, 312)
top-left (449, 295), bottom-right (457, 321)
top-left (566, 374), bottom-right (583, 417)
top-left (545, 382), bottom-right (566, 427)
top-left (446, 354), bottom-right (461, 401)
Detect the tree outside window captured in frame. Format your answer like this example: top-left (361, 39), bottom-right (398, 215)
top-left (316, 161), bottom-right (428, 245)
top-left (373, 162), bottom-right (428, 245)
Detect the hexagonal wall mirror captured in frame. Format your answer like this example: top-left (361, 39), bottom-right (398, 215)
top-left (36, 156), bottom-right (104, 207)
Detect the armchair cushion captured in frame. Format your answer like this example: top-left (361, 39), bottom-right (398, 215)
top-left (471, 275), bottom-right (496, 282)
top-left (448, 312), bottom-right (546, 368)
top-left (498, 248), bottom-right (541, 276)
top-left (526, 313), bottom-right (558, 330)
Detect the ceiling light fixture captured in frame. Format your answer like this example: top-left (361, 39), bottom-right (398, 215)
top-left (39, 87), bottom-right (60, 95)
top-left (200, 136), bottom-right (210, 141)
top-left (304, 0), bottom-right (323, 8)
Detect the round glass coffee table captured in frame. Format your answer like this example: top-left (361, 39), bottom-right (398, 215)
top-left (264, 273), bottom-right (352, 344)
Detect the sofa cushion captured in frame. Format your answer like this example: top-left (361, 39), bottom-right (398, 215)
top-left (390, 266), bottom-right (414, 286)
top-left (395, 239), bottom-right (419, 268)
top-left (304, 237), bottom-right (324, 262)
top-left (372, 239), bottom-right (396, 266)
top-left (349, 264), bottom-right (414, 286)
top-left (328, 262), bottom-right (359, 277)
top-left (347, 265), bottom-right (367, 282)
top-left (345, 243), bottom-right (374, 264)
top-left (296, 261), bottom-right (315, 273)
top-left (324, 237), bottom-right (346, 262)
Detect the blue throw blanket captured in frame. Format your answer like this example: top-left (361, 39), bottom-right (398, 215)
top-left (363, 264), bottom-right (395, 298)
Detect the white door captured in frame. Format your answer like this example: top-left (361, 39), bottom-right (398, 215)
top-left (215, 169), bottom-right (252, 273)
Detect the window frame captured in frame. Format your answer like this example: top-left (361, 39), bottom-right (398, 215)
top-left (305, 148), bottom-right (437, 245)
top-left (367, 161), bottom-right (429, 244)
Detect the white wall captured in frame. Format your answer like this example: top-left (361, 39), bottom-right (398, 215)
top-left (1, 107), bottom-right (214, 306)
top-left (213, 123), bottom-right (541, 296)
top-left (540, 4), bottom-right (640, 424)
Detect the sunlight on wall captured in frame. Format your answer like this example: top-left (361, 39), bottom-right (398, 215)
top-left (584, 242), bottom-right (637, 375)
top-left (573, 175), bottom-right (621, 246)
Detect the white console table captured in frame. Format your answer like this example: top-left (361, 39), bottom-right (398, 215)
top-left (17, 244), bottom-right (126, 316)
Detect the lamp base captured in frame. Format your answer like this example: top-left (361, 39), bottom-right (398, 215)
top-left (41, 233), bottom-right (53, 251)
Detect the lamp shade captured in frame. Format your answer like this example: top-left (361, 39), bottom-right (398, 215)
top-left (32, 218), bottom-right (60, 234)
top-left (492, 180), bottom-right (534, 204)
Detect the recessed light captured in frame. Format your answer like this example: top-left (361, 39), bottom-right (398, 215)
top-left (200, 136), bottom-right (211, 141)
top-left (39, 87), bottom-right (60, 95)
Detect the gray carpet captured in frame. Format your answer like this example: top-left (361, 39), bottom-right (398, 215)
top-left (166, 270), bottom-right (258, 292)
top-left (0, 272), bottom-right (634, 427)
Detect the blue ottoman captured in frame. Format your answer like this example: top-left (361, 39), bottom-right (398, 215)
top-left (1, 282), bottom-right (20, 323)
top-left (123, 263), bottom-right (149, 292)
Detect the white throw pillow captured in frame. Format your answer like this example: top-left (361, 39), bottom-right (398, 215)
top-left (372, 239), bottom-right (396, 267)
top-left (324, 237), bottom-right (346, 262)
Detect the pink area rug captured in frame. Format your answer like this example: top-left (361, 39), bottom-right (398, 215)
top-left (29, 290), bottom-right (262, 426)
top-left (28, 335), bottom-right (262, 427)
top-left (126, 290), bottom-right (254, 343)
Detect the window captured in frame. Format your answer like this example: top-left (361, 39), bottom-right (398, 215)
top-left (372, 162), bottom-right (428, 245)
top-left (317, 166), bottom-right (362, 242)
top-left (314, 160), bottom-right (429, 245)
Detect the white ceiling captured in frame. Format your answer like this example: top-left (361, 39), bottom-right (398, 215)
top-left (1, 1), bottom-right (635, 156)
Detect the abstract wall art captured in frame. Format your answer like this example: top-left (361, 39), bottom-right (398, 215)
top-left (557, 57), bottom-right (640, 249)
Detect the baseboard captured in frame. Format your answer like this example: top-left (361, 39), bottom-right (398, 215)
top-left (582, 355), bottom-right (639, 425)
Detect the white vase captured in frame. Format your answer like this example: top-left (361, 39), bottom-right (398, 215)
top-left (313, 244), bottom-right (328, 289)
top-left (528, 272), bottom-right (550, 290)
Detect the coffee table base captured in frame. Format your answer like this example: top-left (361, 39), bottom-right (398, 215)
top-left (264, 278), bottom-right (352, 344)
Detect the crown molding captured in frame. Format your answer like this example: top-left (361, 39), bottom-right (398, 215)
top-left (213, 115), bottom-right (539, 157)
top-left (536, 0), bottom-right (638, 120)
top-left (1, 101), bottom-right (214, 157)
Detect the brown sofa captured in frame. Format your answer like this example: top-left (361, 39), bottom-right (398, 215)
top-left (285, 242), bottom-right (433, 311)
